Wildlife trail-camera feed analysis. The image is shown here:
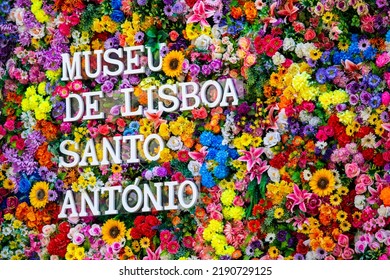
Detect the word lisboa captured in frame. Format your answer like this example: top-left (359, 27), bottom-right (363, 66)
top-left (58, 179), bottom-right (199, 218)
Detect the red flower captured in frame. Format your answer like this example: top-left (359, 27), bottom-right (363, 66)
top-left (47, 233), bottom-right (70, 258)
top-left (373, 153), bottom-right (386, 167)
top-left (248, 219), bottom-right (261, 233)
top-left (296, 239), bottom-right (309, 255)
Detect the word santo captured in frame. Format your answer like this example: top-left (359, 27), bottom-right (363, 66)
top-left (58, 179), bottom-right (199, 218)
top-left (64, 79), bottom-right (238, 122)
top-left (59, 134), bottom-right (164, 168)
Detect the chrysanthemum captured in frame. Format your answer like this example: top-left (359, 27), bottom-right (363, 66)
top-left (162, 50), bottom-right (185, 78)
top-left (101, 219), bottom-right (126, 245)
top-left (361, 132), bottom-right (376, 148)
top-left (29, 181), bottom-right (49, 208)
top-left (309, 169), bottom-right (335, 197)
top-left (274, 208), bottom-right (284, 219)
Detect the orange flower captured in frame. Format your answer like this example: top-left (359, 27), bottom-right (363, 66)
top-left (172, 216), bottom-right (181, 226)
top-left (35, 143), bottom-right (54, 169)
top-left (321, 236), bottom-right (336, 252)
top-left (195, 207), bottom-right (206, 220)
top-left (244, 2), bottom-right (257, 22)
top-left (310, 238), bottom-right (321, 251)
top-left (36, 120), bottom-right (59, 141)
top-left (231, 7), bottom-right (243, 19)
top-left (380, 187), bottom-right (390, 206)
top-left (232, 250), bottom-right (242, 259)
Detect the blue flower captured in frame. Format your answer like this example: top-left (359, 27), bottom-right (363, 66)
top-left (213, 164), bottom-right (229, 179)
top-left (200, 131), bottom-right (214, 146)
top-left (111, 0), bottom-right (122, 9)
top-left (363, 46), bottom-right (377, 60)
top-left (320, 51), bottom-right (331, 63)
top-left (369, 95), bottom-right (382, 109)
top-left (206, 148), bottom-right (217, 160)
top-left (111, 10), bottom-right (125, 23)
top-left (315, 68), bottom-right (327, 84)
top-left (325, 66), bottom-right (338, 80)
top-left (386, 30), bottom-right (390, 42)
top-left (19, 177), bottom-right (31, 194)
top-left (368, 74), bottom-right (381, 88)
top-left (215, 150), bottom-right (229, 164)
top-left (228, 148), bottom-right (239, 160)
top-left (200, 165), bottom-right (215, 188)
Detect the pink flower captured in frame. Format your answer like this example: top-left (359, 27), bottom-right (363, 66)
top-left (143, 246), bottom-right (162, 260)
top-left (337, 234), bottom-right (349, 248)
top-left (341, 248), bottom-right (354, 260)
top-left (238, 147), bottom-right (265, 171)
top-left (4, 119), bottom-right (15, 131)
top-left (160, 230), bottom-right (173, 243)
top-left (182, 236), bottom-right (195, 249)
top-left (345, 162), bottom-right (360, 178)
top-left (376, 52), bottom-right (390, 67)
top-left (0, 125), bottom-right (6, 139)
top-left (167, 240), bottom-right (180, 254)
top-left (382, 91), bottom-right (390, 106)
top-left (187, 1), bottom-right (215, 27)
top-left (355, 183), bottom-right (367, 194)
top-left (286, 184), bottom-right (311, 213)
top-left (248, 161), bottom-right (269, 184)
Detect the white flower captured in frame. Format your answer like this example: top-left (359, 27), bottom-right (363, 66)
top-left (361, 133), bottom-right (376, 148)
top-left (299, 111), bottom-right (312, 123)
top-left (166, 136), bottom-right (183, 151)
top-left (263, 147), bottom-right (275, 159)
top-left (283, 37), bottom-right (296, 51)
top-left (29, 26), bottom-right (45, 39)
top-left (315, 141), bottom-right (328, 149)
top-left (42, 224), bottom-right (56, 236)
top-left (295, 43), bottom-right (305, 58)
top-left (303, 170), bottom-right (312, 181)
top-left (354, 195), bottom-right (367, 210)
top-left (378, 205), bottom-right (390, 217)
top-left (263, 131), bottom-right (281, 147)
top-left (305, 251), bottom-right (317, 260)
top-left (265, 233), bottom-right (276, 243)
top-left (272, 52), bottom-right (286, 65)
top-left (267, 167), bottom-right (280, 183)
top-left (188, 161), bottom-right (201, 176)
top-left (309, 116), bottom-right (321, 127)
top-left (194, 34), bottom-right (212, 50)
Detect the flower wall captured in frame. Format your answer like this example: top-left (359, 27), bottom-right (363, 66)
top-left (1, 0), bottom-right (390, 260)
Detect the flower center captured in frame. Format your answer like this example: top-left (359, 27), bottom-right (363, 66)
top-left (317, 178), bottom-right (329, 190)
top-left (169, 58), bottom-right (179, 70)
top-left (37, 189), bottom-right (45, 200)
top-left (110, 226), bottom-right (120, 238)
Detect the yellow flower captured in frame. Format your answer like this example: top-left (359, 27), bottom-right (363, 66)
top-left (268, 246), bottom-right (279, 259)
top-left (309, 49), bottom-right (322, 61)
top-left (221, 189), bottom-right (235, 206)
top-left (140, 237), bottom-right (150, 249)
top-left (132, 240), bottom-right (141, 253)
top-left (274, 208), bottom-right (284, 219)
top-left (322, 12), bottom-right (334, 24)
top-left (29, 181), bottom-right (49, 209)
top-left (3, 178), bottom-right (15, 190)
top-left (101, 219), bottom-right (126, 245)
top-left (162, 51), bottom-right (185, 78)
top-left (340, 221), bottom-right (351, 232)
top-left (111, 164), bottom-right (122, 174)
top-left (67, 243), bottom-right (77, 253)
top-left (12, 220), bottom-right (22, 229)
top-left (309, 169), bottom-right (335, 197)
top-left (336, 210), bottom-right (348, 222)
top-left (337, 186), bottom-right (349, 196)
top-left (75, 247), bottom-right (85, 260)
top-left (330, 194), bottom-right (342, 206)
top-left (338, 41), bottom-right (349, 51)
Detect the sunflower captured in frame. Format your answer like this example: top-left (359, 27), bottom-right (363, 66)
top-left (139, 237), bottom-right (150, 249)
top-left (3, 178), bottom-right (15, 190)
top-left (274, 208), bottom-right (284, 219)
top-left (336, 210), bottom-right (348, 222)
top-left (162, 50), bottom-right (185, 78)
top-left (132, 240), bottom-right (141, 253)
top-left (111, 164), bottom-right (122, 174)
top-left (309, 169), bottom-right (335, 197)
top-left (340, 221), bottom-right (351, 232)
top-left (29, 181), bottom-right (49, 208)
top-left (101, 219), bottom-right (126, 245)
top-left (309, 49), bottom-right (322, 61)
top-left (337, 186), bottom-right (349, 196)
top-left (329, 194), bottom-right (341, 206)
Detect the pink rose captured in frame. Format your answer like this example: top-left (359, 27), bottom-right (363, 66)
top-left (0, 125), bottom-right (6, 139)
top-left (4, 119), bottom-right (15, 131)
top-left (376, 52), bottom-right (390, 67)
top-left (324, 255), bottom-right (335, 260)
top-left (337, 234), bottom-right (349, 248)
top-left (345, 162), bottom-right (360, 178)
top-left (341, 248), bottom-right (354, 260)
top-left (238, 37), bottom-right (251, 51)
top-left (355, 183), bottom-right (367, 194)
top-left (209, 211), bottom-right (223, 221)
top-left (233, 196), bottom-right (245, 207)
top-left (191, 107), bottom-right (207, 119)
top-left (357, 174), bottom-right (373, 186)
top-left (332, 244), bottom-right (343, 257)
top-left (384, 73), bottom-right (390, 88)
top-left (379, 254), bottom-right (388, 260)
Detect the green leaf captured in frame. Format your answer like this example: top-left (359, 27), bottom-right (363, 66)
top-left (146, 27), bottom-right (157, 38)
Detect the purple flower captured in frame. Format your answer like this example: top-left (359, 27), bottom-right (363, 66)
top-left (129, 75), bottom-right (140, 85)
top-left (137, 0), bottom-right (147, 6)
top-left (346, 81), bottom-right (359, 94)
top-left (210, 59), bottom-right (222, 71)
top-left (172, 2), bottom-right (184, 14)
top-left (135, 31), bottom-right (144, 43)
top-left (276, 230), bottom-right (287, 242)
top-left (325, 66), bottom-right (338, 80)
top-left (369, 95), bottom-right (381, 108)
top-left (349, 94), bottom-right (359, 106)
top-left (52, 101), bottom-right (65, 119)
top-left (360, 91), bottom-right (372, 105)
top-left (294, 253), bottom-right (305, 260)
top-left (102, 80), bottom-right (114, 93)
top-left (315, 248), bottom-right (327, 259)
top-left (380, 111), bottom-right (389, 122)
top-left (104, 36), bottom-right (119, 49)
top-left (155, 167), bottom-right (167, 177)
top-left (201, 64), bottom-right (212, 76)
top-left (376, 0), bottom-right (388, 8)
top-left (160, 45), bottom-right (169, 57)
top-left (315, 68), bottom-right (327, 84)
top-left (336, 103), bottom-right (347, 112)
top-left (213, 11), bottom-right (222, 23)
top-left (189, 64), bottom-right (200, 76)
top-left (163, 0), bottom-right (173, 4)
top-left (368, 74), bottom-right (381, 88)
top-left (164, 5), bottom-right (173, 16)
top-left (48, 190), bottom-right (58, 201)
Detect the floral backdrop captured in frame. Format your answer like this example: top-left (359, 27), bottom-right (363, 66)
top-left (1, 0), bottom-right (390, 260)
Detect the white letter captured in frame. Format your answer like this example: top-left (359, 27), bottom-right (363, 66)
top-left (61, 52), bottom-right (82, 81)
top-left (142, 182), bottom-right (163, 212)
top-left (59, 140), bottom-right (80, 168)
top-left (103, 48), bottom-right (125, 76)
top-left (123, 135), bottom-right (144, 163)
top-left (64, 93), bottom-right (84, 122)
top-left (220, 78), bottom-right (239, 106)
top-left (121, 87), bottom-right (142, 117)
top-left (122, 178), bottom-right (143, 213)
top-left (101, 136), bottom-right (122, 165)
top-left (145, 43), bottom-right (165, 72)
top-left (200, 80), bottom-right (223, 108)
top-left (83, 91), bottom-right (105, 120)
top-left (101, 185), bottom-right (122, 215)
top-left (58, 190), bottom-right (79, 218)
top-left (180, 82), bottom-right (200, 111)
top-left (178, 180), bottom-right (198, 209)
top-left (164, 181), bottom-right (179, 210)
top-left (158, 84), bottom-right (180, 113)
top-left (146, 86), bottom-right (157, 113)
top-left (79, 139), bottom-right (99, 166)
top-left (124, 46), bottom-right (145, 75)
top-left (143, 134), bottom-right (164, 161)
top-left (79, 189), bottom-right (101, 217)
top-left (83, 50), bottom-right (103, 79)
